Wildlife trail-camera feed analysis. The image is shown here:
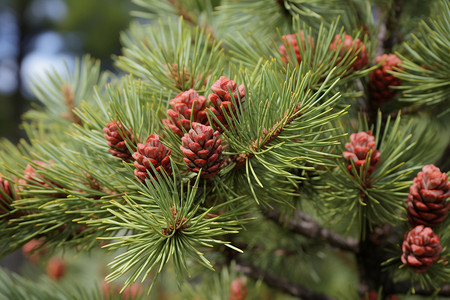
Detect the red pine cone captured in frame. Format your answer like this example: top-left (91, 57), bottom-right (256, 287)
top-left (18, 160), bottom-right (60, 188)
top-left (229, 277), bottom-right (248, 300)
top-left (407, 165), bottom-right (450, 228)
top-left (279, 31), bottom-right (313, 65)
top-left (401, 225), bottom-right (442, 273)
top-left (162, 89), bottom-right (208, 137)
top-left (103, 121), bottom-right (136, 162)
top-left (132, 134), bottom-right (172, 182)
top-left (208, 76), bottom-right (245, 132)
top-left (180, 123), bottom-right (223, 178)
top-left (46, 256), bottom-right (66, 280)
top-left (22, 239), bottom-right (48, 263)
top-left (369, 54), bottom-right (403, 104)
top-left (329, 34), bottom-right (369, 72)
top-left (0, 174), bottom-right (14, 214)
top-left (342, 131), bottom-right (380, 177)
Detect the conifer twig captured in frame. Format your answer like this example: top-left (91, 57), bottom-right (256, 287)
top-left (235, 261), bottom-right (335, 300)
top-left (61, 84), bottom-right (82, 125)
top-left (262, 208), bottom-right (360, 253)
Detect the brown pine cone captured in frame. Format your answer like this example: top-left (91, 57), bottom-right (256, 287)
top-left (401, 225), bottom-right (442, 273)
top-left (342, 131), bottom-right (380, 177)
top-left (407, 165), bottom-right (450, 227)
top-left (162, 89), bottom-right (208, 137)
top-left (208, 76), bottom-right (245, 132)
top-left (329, 34), bottom-right (369, 72)
top-left (0, 174), bottom-right (14, 214)
top-left (103, 121), bottom-right (136, 162)
top-left (180, 123), bottom-right (223, 178)
top-left (132, 134), bottom-right (172, 182)
top-left (369, 54), bottom-right (403, 104)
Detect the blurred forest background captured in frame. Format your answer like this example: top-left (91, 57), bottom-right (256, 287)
top-left (0, 0), bottom-right (133, 273)
top-left (0, 0), bottom-right (133, 143)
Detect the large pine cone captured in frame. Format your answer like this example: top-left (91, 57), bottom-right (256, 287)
top-left (103, 121), bottom-right (136, 162)
top-left (342, 131), bottom-right (380, 177)
top-left (369, 54), bottom-right (403, 104)
top-left (132, 134), bottom-right (172, 182)
top-left (180, 123), bottom-right (223, 178)
top-left (401, 225), bottom-right (442, 273)
top-left (407, 165), bottom-right (450, 227)
top-left (208, 76), bottom-right (245, 132)
top-left (329, 34), bottom-right (369, 72)
top-left (162, 89), bottom-right (208, 137)
top-left (0, 174), bottom-right (14, 214)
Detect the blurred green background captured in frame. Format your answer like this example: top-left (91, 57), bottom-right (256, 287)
top-left (0, 0), bottom-right (132, 143)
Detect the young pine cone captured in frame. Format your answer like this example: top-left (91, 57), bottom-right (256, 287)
top-left (132, 134), bottom-right (172, 182)
top-left (278, 31), bottom-right (313, 65)
top-left (342, 131), bottom-right (380, 178)
top-left (229, 277), bottom-right (248, 300)
top-left (103, 121), bottom-right (136, 162)
top-left (407, 165), bottom-right (450, 228)
top-left (208, 76), bottom-right (245, 132)
top-left (401, 225), bottom-right (442, 273)
top-left (0, 174), bottom-right (14, 214)
top-left (162, 89), bottom-right (208, 137)
top-left (18, 160), bottom-right (61, 189)
top-left (329, 34), bottom-right (369, 72)
top-left (369, 54), bottom-right (403, 105)
top-left (180, 123), bottom-right (223, 178)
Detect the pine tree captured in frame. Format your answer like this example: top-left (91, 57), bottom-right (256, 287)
top-left (1, 0), bottom-right (449, 299)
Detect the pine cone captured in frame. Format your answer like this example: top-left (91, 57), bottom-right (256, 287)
top-left (401, 225), bottom-right (442, 273)
top-left (369, 54), bottom-right (403, 104)
top-left (0, 174), bottom-right (14, 214)
top-left (103, 121), bottom-right (136, 162)
top-left (18, 160), bottom-right (61, 188)
top-left (278, 31), bottom-right (313, 65)
top-left (329, 34), bottom-right (369, 72)
top-left (180, 123), bottom-right (223, 178)
top-left (162, 89), bottom-right (208, 137)
top-left (208, 76), bottom-right (245, 132)
top-left (407, 165), bottom-right (450, 227)
top-left (229, 277), bottom-right (247, 300)
top-left (342, 131), bottom-right (380, 177)
top-left (46, 256), bottom-right (66, 281)
top-left (132, 134), bottom-right (172, 182)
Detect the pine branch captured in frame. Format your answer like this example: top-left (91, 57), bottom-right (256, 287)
top-left (383, 0), bottom-right (403, 53)
top-left (235, 261), bottom-right (335, 300)
top-left (224, 104), bottom-right (304, 170)
top-left (385, 281), bottom-right (450, 296)
top-left (261, 208), bottom-right (360, 253)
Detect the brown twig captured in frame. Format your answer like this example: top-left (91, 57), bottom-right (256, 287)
top-left (262, 208), bottom-right (360, 253)
top-left (61, 84), bottom-right (82, 125)
top-left (224, 105), bottom-right (303, 170)
top-left (167, 0), bottom-right (216, 41)
top-left (235, 261), bottom-right (335, 300)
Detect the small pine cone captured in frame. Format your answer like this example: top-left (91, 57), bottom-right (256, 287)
top-left (329, 34), bottom-right (369, 72)
top-left (343, 131), bottom-right (380, 177)
top-left (369, 54), bottom-right (403, 104)
top-left (103, 121), bottom-right (136, 162)
top-left (278, 31), bottom-right (313, 65)
top-left (18, 160), bottom-right (60, 188)
top-left (180, 123), bottom-right (223, 178)
top-left (0, 174), bottom-right (14, 214)
top-left (22, 239), bottom-right (48, 263)
top-left (407, 165), bottom-right (450, 228)
top-left (46, 256), bottom-right (66, 281)
top-left (208, 76), bottom-right (245, 132)
top-left (162, 89), bottom-right (208, 137)
top-left (401, 225), bottom-right (442, 273)
top-left (229, 277), bottom-right (247, 300)
top-left (132, 134), bottom-right (172, 182)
